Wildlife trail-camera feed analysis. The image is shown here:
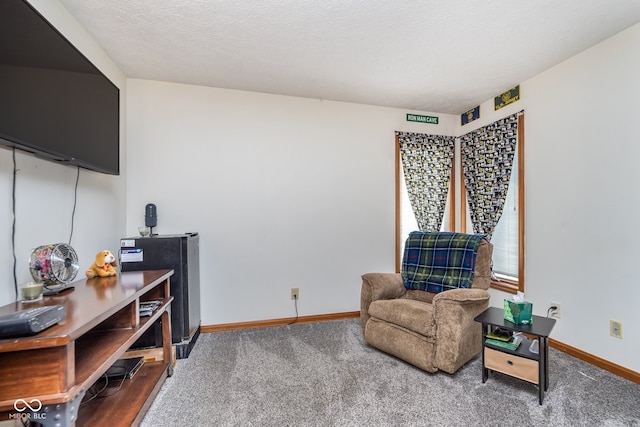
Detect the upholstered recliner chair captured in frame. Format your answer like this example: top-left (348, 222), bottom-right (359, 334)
top-left (361, 231), bottom-right (493, 374)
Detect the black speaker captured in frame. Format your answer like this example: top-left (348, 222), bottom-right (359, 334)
top-left (145, 203), bottom-right (157, 228)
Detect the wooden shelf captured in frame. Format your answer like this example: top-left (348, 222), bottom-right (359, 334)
top-left (77, 361), bottom-right (169, 427)
top-left (74, 298), bottom-right (172, 389)
top-left (484, 336), bottom-right (538, 360)
top-left (0, 270), bottom-right (175, 425)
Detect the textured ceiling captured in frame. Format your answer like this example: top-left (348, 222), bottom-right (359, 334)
top-left (57, 0), bottom-right (640, 114)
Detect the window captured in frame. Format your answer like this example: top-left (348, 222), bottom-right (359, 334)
top-left (398, 166), bottom-right (419, 259)
top-left (491, 144), bottom-right (519, 280)
top-left (461, 113), bottom-right (524, 293)
top-left (395, 136), bottom-right (454, 272)
top-left (395, 113), bottom-right (524, 293)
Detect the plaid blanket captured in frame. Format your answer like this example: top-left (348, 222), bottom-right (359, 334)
top-left (401, 231), bottom-right (485, 293)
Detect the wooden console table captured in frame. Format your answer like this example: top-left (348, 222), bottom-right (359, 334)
top-left (0, 269), bottom-right (175, 426)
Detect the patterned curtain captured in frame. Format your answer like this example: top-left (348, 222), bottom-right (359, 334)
top-left (460, 112), bottom-right (520, 240)
top-left (397, 132), bottom-right (455, 231)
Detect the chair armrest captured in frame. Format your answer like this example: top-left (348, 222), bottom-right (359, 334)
top-left (432, 288), bottom-right (490, 373)
top-left (432, 288), bottom-right (490, 305)
top-left (360, 273), bottom-right (406, 334)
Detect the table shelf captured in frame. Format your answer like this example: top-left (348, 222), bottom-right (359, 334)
top-left (484, 336), bottom-right (538, 360)
top-left (77, 361), bottom-right (169, 427)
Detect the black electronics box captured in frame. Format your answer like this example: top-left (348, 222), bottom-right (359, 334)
top-left (105, 357), bottom-right (144, 380)
top-left (120, 233), bottom-right (201, 359)
top-left (0, 305), bottom-right (66, 338)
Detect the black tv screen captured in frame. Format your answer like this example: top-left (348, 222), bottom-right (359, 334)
top-left (0, 0), bottom-right (120, 175)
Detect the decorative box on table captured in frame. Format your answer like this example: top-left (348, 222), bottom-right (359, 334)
top-left (504, 299), bottom-right (533, 325)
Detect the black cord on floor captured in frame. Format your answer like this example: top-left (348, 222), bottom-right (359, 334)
top-left (80, 373), bottom-right (110, 406)
top-left (18, 413), bottom-right (29, 427)
top-left (11, 148), bottom-right (18, 300)
top-left (80, 369), bottom-right (128, 407)
top-left (97, 372), bottom-right (128, 399)
top-left (68, 166), bottom-right (80, 246)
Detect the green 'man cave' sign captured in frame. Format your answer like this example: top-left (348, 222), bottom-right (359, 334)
top-left (406, 114), bottom-right (439, 124)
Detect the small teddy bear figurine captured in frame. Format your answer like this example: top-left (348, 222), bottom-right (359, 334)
top-left (86, 250), bottom-right (118, 278)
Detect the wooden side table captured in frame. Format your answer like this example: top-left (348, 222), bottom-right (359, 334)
top-left (474, 307), bottom-right (556, 404)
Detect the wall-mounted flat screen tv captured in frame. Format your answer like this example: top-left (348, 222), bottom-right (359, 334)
top-left (0, 0), bottom-right (120, 175)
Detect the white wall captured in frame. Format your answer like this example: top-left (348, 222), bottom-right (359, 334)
top-left (468, 23), bottom-right (640, 372)
top-left (126, 79), bottom-right (457, 325)
top-left (0, 0), bottom-right (127, 307)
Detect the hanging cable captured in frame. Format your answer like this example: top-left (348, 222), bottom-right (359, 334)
top-left (12, 148), bottom-right (18, 299)
top-left (287, 298), bottom-right (299, 325)
top-left (69, 166), bottom-right (80, 245)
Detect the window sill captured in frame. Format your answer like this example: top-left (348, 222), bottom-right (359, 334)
top-left (490, 278), bottom-right (520, 294)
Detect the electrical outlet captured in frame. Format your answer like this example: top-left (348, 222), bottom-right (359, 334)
top-left (291, 288), bottom-right (299, 300)
top-left (550, 302), bottom-right (561, 319)
top-left (610, 320), bottom-right (623, 339)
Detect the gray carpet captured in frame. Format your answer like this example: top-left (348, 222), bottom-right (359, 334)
top-left (141, 319), bottom-right (639, 426)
